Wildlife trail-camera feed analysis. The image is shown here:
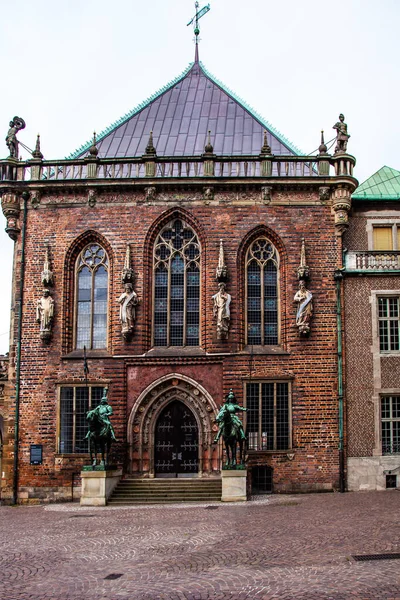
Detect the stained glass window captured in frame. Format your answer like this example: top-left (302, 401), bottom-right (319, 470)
top-left (76, 244), bottom-right (108, 349)
top-left (153, 219), bottom-right (200, 346)
top-left (246, 238), bottom-right (279, 345)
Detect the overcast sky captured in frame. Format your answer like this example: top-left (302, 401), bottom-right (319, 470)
top-left (0, 0), bottom-right (399, 354)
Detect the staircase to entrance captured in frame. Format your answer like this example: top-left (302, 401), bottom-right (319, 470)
top-left (108, 477), bottom-right (222, 505)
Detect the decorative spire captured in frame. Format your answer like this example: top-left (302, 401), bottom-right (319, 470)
top-left (187, 2), bottom-right (211, 63)
top-left (318, 130), bottom-right (327, 155)
top-left (216, 239), bottom-right (228, 282)
top-left (89, 131), bottom-right (99, 157)
top-left (204, 130), bottom-right (214, 155)
top-left (144, 130), bottom-right (156, 157)
top-left (297, 238), bottom-right (310, 281)
top-left (260, 130), bottom-right (272, 156)
top-left (32, 134), bottom-right (44, 160)
top-left (41, 246), bottom-right (54, 286)
top-left (122, 244), bottom-right (134, 284)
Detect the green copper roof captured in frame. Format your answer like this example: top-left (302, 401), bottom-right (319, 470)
top-left (67, 60), bottom-right (302, 160)
top-left (352, 166), bottom-right (400, 201)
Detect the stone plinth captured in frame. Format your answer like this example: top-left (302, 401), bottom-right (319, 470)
top-left (221, 469), bottom-right (247, 502)
top-left (80, 469), bottom-right (122, 506)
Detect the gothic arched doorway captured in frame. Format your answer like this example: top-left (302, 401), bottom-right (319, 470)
top-left (155, 401), bottom-right (198, 477)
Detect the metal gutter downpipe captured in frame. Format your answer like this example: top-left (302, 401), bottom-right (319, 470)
top-left (12, 191), bottom-right (29, 505)
top-left (334, 268), bottom-right (345, 493)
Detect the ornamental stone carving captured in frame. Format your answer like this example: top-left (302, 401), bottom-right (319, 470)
top-left (36, 289), bottom-right (54, 341)
top-left (145, 186), bottom-right (157, 202)
top-left (87, 189), bottom-right (97, 208)
top-left (203, 186), bottom-right (214, 203)
top-left (1, 191), bottom-right (21, 240)
top-left (319, 186), bottom-right (330, 204)
top-left (261, 185), bottom-right (272, 204)
top-left (31, 190), bottom-right (41, 209)
top-left (41, 246), bottom-right (54, 287)
top-left (332, 186), bottom-right (351, 234)
top-left (294, 280), bottom-right (313, 336)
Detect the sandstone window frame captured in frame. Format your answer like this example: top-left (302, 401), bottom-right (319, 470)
top-left (381, 394), bottom-right (400, 455)
top-left (57, 385), bottom-right (106, 455)
top-left (377, 296), bottom-right (400, 353)
top-left (245, 237), bottom-right (280, 347)
top-left (366, 219), bottom-right (400, 251)
top-left (152, 218), bottom-right (201, 348)
top-left (243, 380), bottom-right (292, 452)
top-left (74, 243), bottom-right (109, 350)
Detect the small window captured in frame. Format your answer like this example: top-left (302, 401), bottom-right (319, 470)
top-left (75, 244), bottom-right (109, 349)
top-left (245, 381), bottom-right (291, 451)
top-left (59, 386), bottom-right (103, 454)
top-left (381, 395), bottom-right (400, 455)
top-left (378, 297), bottom-right (400, 352)
top-left (246, 238), bottom-right (279, 346)
top-left (372, 225), bottom-right (400, 251)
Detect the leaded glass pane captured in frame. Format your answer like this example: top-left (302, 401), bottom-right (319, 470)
top-left (246, 383), bottom-right (259, 450)
top-left (261, 383), bottom-right (274, 450)
top-left (75, 387), bottom-right (89, 453)
top-left (60, 387), bottom-right (73, 454)
top-left (153, 219), bottom-right (200, 347)
top-left (381, 396), bottom-right (400, 455)
top-left (247, 261), bottom-right (261, 345)
top-left (378, 297), bottom-right (400, 352)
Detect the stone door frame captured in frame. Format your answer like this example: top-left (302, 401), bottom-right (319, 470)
top-left (127, 374), bottom-right (219, 477)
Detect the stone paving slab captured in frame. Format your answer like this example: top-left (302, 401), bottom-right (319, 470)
top-left (0, 491), bottom-right (399, 600)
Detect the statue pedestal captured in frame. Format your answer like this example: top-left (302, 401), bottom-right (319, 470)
top-left (80, 469), bottom-right (122, 506)
top-left (221, 469), bottom-right (247, 502)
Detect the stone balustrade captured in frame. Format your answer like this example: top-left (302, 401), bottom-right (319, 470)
top-left (345, 251), bottom-right (400, 272)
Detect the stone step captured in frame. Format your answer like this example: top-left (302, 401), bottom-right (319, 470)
top-left (109, 478), bottom-right (222, 505)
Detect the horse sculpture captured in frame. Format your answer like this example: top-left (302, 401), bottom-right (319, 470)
top-left (214, 389), bottom-right (246, 468)
top-left (85, 390), bottom-right (116, 467)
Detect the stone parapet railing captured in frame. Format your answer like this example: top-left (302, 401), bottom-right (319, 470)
top-left (0, 152), bottom-right (355, 183)
top-left (345, 251), bottom-right (400, 272)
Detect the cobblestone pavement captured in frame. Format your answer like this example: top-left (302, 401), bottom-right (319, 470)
top-left (1, 491), bottom-right (400, 600)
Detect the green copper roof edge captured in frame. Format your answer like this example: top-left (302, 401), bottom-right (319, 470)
top-left (199, 61), bottom-right (303, 156)
top-left (66, 63), bottom-right (195, 160)
top-left (352, 194), bottom-right (400, 201)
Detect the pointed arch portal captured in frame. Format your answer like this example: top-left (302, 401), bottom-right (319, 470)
top-left (128, 374), bottom-right (220, 477)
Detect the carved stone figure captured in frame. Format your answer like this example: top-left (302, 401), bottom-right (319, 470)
top-left (261, 186), bottom-right (272, 204)
top-left (87, 189), bottom-right (97, 208)
top-left (333, 114), bottom-right (350, 154)
top-left (145, 186), bottom-right (156, 202)
top-left (203, 187), bottom-right (214, 203)
top-left (294, 280), bottom-right (313, 335)
top-left (212, 282), bottom-right (231, 340)
top-left (216, 239), bottom-right (227, 282)
top-left (117, 282), bottom-right (138, 339)
top-left (36, 289), bottom-right (54, 340)
top-left (41, 247), bottom-right (54, 286)
top-left (6, 116), bottom-right (25, 158)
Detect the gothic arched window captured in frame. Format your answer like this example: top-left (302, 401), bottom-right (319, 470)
top-left (153, 219), bottom-right (201, 347)
top-left (246, 238), bottom-right (279, 345)
top-left (75, 243), bottom-right (109, 349)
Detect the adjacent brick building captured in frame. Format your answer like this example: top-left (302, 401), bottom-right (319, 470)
top-left (0, 50), bottom-right (357, 502)
top-left (345, 166), bottom-right (400, 490)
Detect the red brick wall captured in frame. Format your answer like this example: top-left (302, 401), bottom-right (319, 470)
top-left (3, 187), bottom-right (342, 498)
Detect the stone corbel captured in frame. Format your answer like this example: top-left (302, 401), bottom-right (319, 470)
top-left (332, 186), bottom-right (351, 236)
top-left (318, 186), bottom-right (330, 204)
top-left (261, 185), bottom-right (272, 205)
top-left (145, 186), bottom-right (157, 203)
top-left (203, 186), bottom-right (214, 204)
top-left (1, 190), bottom-right (21, 240)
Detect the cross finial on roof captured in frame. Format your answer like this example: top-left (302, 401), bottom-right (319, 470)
top-left (187, 2), bottom-right (211, 63)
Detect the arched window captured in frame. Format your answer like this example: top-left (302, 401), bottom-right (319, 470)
top-left (153, 219), bottom-right (200, 347)
top-left (246, 238), bottom-right (279, 345)
top-left (75, 243), bottom-right (109, 349)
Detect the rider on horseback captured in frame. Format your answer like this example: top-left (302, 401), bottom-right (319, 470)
top-left (86, 390), bottom-right (117, 442)
top-left (214, 389), bottom-right (247, 444)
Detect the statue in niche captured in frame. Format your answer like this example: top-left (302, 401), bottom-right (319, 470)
top-left (333, 114), bottom-right (350, 153)
top-left (117, 282), bottom-right (138, 339)
top-left (212, 282), bottom-right (231, 340)
top-left (36, 289), bottom-right (54, 340)
top-left (294, 280), bottom-right (313, 335)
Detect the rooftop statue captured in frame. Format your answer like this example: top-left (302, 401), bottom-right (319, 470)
top-left (86, 389), bottom-right (116, 468)
top-left (214, 389), bottom-right (246, 468)
top-left (5, 116), bottom-right (25, 159)
top-left (333, 113), bottom-right (350, 154)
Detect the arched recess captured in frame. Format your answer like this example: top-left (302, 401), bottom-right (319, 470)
top-left (237, 225), bottom-right (288, 349)
top-left (62, 230), bottom-right (114, 354)
top-left (142, 208), bottom-right (207, 350)
top-left (127, 374), bottom-right (219, 477)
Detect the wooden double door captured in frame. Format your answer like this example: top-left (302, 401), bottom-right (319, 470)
top-left (154, 400), bottom-right (199, 477)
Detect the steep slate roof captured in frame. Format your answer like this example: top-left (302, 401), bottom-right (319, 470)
top-left (69, 59), bottom-right (301, 159)
top-left (352, 166), bottom-right (400, 201)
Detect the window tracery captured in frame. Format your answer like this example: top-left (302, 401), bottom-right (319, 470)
top-left (153, 219), bottom-right (200, 347)
top-left (246, 237), bottom-right (279, 345)
top-left (75, 243), bottom-right (109, 349)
